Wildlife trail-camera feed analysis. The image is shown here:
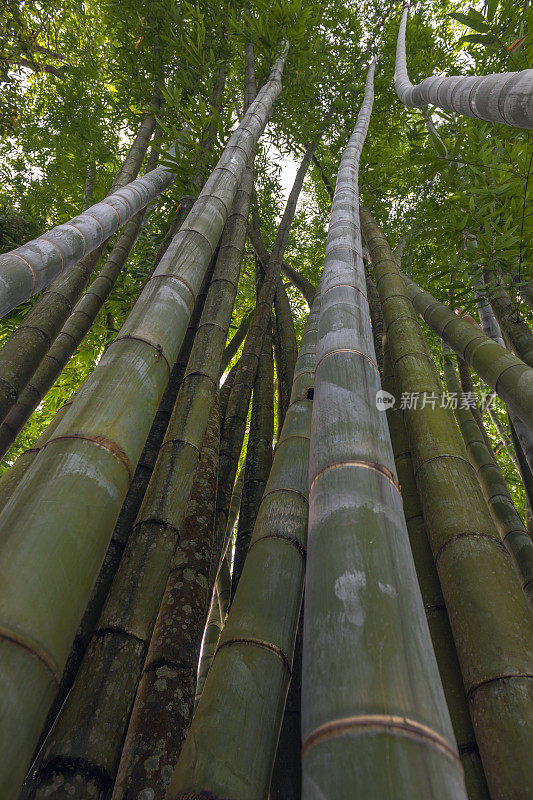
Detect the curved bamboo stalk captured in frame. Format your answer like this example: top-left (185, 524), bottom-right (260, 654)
top-left (442, 345), bottom-right (533, 605)
top-left (303, 66), bottom-right (466, 800)
top-left (231, 326), bottom-right (274, 601)
top-left (381, 343), bottom-right (490, 798)
top-left (167, 292), bottom-right (319, 800)
top-left (110, 400), bottom-right (220, 800)
top-left (0, 50), bottom-right (287, 799)
top-left (0, 107), bottom-right (161, 424)
top-left (395, 4), bottom-right (533, 130)
top-left (194, 589), bottom-right (223, 710)
top-left (361, 205), bottom-right (533, 800)
top-left (403, 274), bottom-right (533, 430)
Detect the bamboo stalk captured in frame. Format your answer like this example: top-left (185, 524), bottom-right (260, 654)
top-left (303, 67), bottom-right (466, 800)
top-left (395, 4), bottom-right (533, 129)
top-left (0, 49), bottom-right (288, 798)
top-left (167, 291), bottom-right (319, 800)
top-left (402, 274), bottom-right (533, 430)
top-left (273, 281), bottom-right (298, 434)
top-left (361, 204), bottom-right (533, 800)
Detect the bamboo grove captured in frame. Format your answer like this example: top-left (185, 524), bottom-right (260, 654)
top-left (0, 0), bottom-right (532, 798)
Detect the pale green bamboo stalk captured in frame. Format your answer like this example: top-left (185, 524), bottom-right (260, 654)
top-left (403, 274), bottom-right (533, 429)
top-left (302, 66), bottom-right (467, 800)
top-left (168, 291), bottom-right (319, 800)
top-left (442, 345), bottom-right (533, 605)
top-left (361, 205), bottom-right (533, 800)
top-left (395, 4), bottom-right (533, 129)
top-left (0, 49), bottom-right (288, 799)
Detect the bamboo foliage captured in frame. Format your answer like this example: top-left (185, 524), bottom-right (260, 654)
top-left (0, 48), bottom-right (287, 799)
top-left (361, 205), bottom-right (533, 800)
top-left (403, 274), bottom-right (533, 430)
top-left (394, 4), bottom-right (533, 129)
top-left (167, 292), bottom-right (319, 800)
top-left (442, 344), bottom-right (533, 606)
top-left (302, 64), bottom-right (466, 800)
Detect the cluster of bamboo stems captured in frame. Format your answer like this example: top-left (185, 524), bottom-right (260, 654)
top-left (0, 22), bottom-right (531, 800)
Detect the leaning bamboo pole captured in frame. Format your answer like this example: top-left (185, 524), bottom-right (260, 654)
top-left (442, 344), bottom-right (533, 605)
top-left (402, 274), bottom-right (533, 429)
top-left (167, 290), bottom-right (319, 800)
top-left (484, 273), bottom-right (533, 368)
top-left (381, 343), bottom-right (490, 799)
top-left (395, 4), bottom-right (533, 130)
top-left (361, 205), bottom-right (533, 800)
top-left (0, 48), bottom-right (287, 799)
top-left (302, 65), bottom-right (467, 800)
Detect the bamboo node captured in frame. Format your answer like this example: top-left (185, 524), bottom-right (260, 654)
top-left (11, 253), bottom-right (38, 291)
top-left (310, 459), bottom-right (401, 495)
top-left (0, 625), bottom-right (60, 684)
top-left (316, 347), bottom-right (379, 375)
top-left (247, 533), bottom-right (307, 560)
top-left (301, 714), bottom-right (462, 769)
top-left (44, 432), bottom-right (133, 480)
top-left (215, 636), bottom-right (292, 677)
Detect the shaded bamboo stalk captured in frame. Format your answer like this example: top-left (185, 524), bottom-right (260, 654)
top-left (247, 222), bottom-right (316, 306)
top-left (230, 325), bottom-right (274, 601)
top-left (194, 589), bottom-right (223, 710)
top-left (382, 343), bottom-right (490, 799)
top-left (168, 290), bottom-right (319, 800)
top-left (442, 344), bottom-right (533, 605)
top-left (361, 204), bottom-right (533, 800)
top-left (395, 4), bottom-right (533, 129)
top-left (402, 274), bottom-right (533, 430)
top-left (0, 99), bottom-right (161, 424)
top-left (273, 282), bottom-right (298, 434)
top-left (484, 273), bottom-right (533, 367)
top-left (221, 311), bottom-right (252, 373)
top-left (111, 401), bottom-right (220, 800)
top-left (302, 68), bottom-right (466, 800)
top-left (0, 49), bottom-right (288, 799)
top-left (364, 268), bottom-right (384, 376)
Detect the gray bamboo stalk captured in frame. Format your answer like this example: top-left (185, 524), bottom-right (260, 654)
top-left (194, 590), bottom-right (223, 710)
top-left (302, 65), bottom-right (467, 800)
top-left (211, 132), bottom-right (322, 587)
top-left (361, 204), bottom-right (533, 800)
top-left (395, 4), bottom-right (533, 129)
top-left (0, 100), bottom-right (161, 425)
top-left (273, 282), bottom-right (298, 434)
top-left (0, 105), bottom-right (170, 316)
top-left (167, 291), bottom-right (319, 800)
top-left (0, 140), bottom-right (167, 459)
top-left (402, 274), bottom-right (533, 430)
top-left (382, 343), bottom-right (489, 798)
top-left (442, 344), bottom-right (533, 605)
top-left (230, 326), bottom-right (274, 601)
top-left (110, 401), bottom-right (220, 800)
top-left (247, 222), bottom-right (316, 305)
top-left (0, 48), bottom-right (287, 799)
top-left (484, 273), bottom-right (533, 367)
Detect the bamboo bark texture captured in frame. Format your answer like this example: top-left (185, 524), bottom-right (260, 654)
top-left (395, 4), bottom-right (533, 129)
top-left (0, 48), bottom-right (287, 799)
top-left (302, 66), bottom-right (467, 800)
top-left (403, 274), bottom-right (533, 430)
top-left (167, 292), bottom-right (319, 800)
top-left (361, 205), bottom-right (533, 800)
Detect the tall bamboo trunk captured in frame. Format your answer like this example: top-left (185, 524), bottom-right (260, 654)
top-left (231, 325), bottom-right (274, 601)
top-left (273, 281), bottom-right (298, 434)
top-left (381, 343), bottom-right (490, 799)
top-left (402, 274), bottom-right (533, 429)
top-left (302, 68), bottom-right (467, 800)
top-left (395, 5), bottom-right (533, 129)
top-left (0, 49), bottom-right (287, 799)
top-left (361, 205), bottom-right (533, 800)
top-left (484, 273), bottom-right (533, 367)
top-left (247, 222), bottom-right (316, 306)
top-left (442, 345), bottom-right (533, 605)
top-left (167, 291), bottom-right (319, 800)
top-left (111, 401), bottom-right (220, 800)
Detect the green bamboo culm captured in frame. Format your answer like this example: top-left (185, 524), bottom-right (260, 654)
top-left (403, 274), bottom-right (533, 429)
top-left (302, 65), bottom-right (467, 800)
top-left (167, 292), bottom-right (320, 800)
top-left (381, 342), bottom-right (490, 800)
top-left (0, 47), bottom-right (288, 800)
top-left (360, 205), bottom-right (533, 800)
top-left (442, 344), bottom-right (533, 606)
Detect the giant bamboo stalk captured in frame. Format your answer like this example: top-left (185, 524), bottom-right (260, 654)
top-left (302, 65), bottom-right (467, 800)
top-left (273, 282), bottom-right (298, 433)
top-left (361, 204), bottom-right (533, 800)
top-left (167, 290), bottom-right (319, 800)
top-left (402, 274), bottom-right (533, 429)
top-left (0, 48), bottom-right (287, 798)
top-left (395, 4), bottom-right (533, 130)
top-left (110, 399), bottom-right (220, 800)
top-left (442, 344), bottom-right (533, 605)
top-left (381, 343), bottom-right (490, 799)
top-left (484, 273), bottom-right (533, 368)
